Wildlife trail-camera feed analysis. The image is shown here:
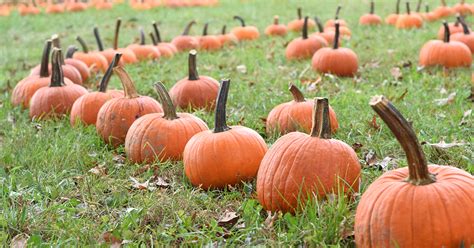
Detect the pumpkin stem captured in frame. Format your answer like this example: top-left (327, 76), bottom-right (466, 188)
top-left (273, 16), bottom-right (279, 25)
top-left (221, 25), bottom-right (227, 34)
top-left (441, 0), bottom-right (446, 6)
top-left (51, 34), bottom-right (65, 65)
top-left (302, 16), bottom-right (309, 40)
top-left (443, 21), bottom-right (450, 43)
top-left (76, 36), bottom-right (89, 53)
top-left (113, 66), bottom-right (139, 99)
top-left (333, 22), bottom-right (340, 49)
top-left (214, 79), bottom-right (231, 133)
top-left (152, 21), bottom-right (163, 43)
top-left (297, 7), bottom-right (302, 20)
top-left (370, 95), bottom-right (436, 186)
top-left (40, 40), bottom-right (52, 78)
top-left (202, 23), bottom-right (209, 36)
top-left (289, 84), bottom-right (305, 102)
top-left (139, 27), bottom-right (146, 45)
top-left (94, 26), bottom-right (104, 51)
top-left (460, 19), bottom-right (471, 34)
top-left (395, 0), bottom-right (400, 14)
top-left (454, 14), bottom-right (460, 27)
top-left (149, 32), bottom-right (158, 46)
top-left (234, 16), bottom-right (246, 27)
top-left (188, 50), bottom-right (199, 81)
top-left (310, 97), bottom-right (332, 139)
top-left (113, 18), bottom-right (122, 50)
top-left (335, 5), bottom-right (342, 20)
top-left (182, 20), bottom-right (196, 35)
top-left (370, 1), bottom-right (374, 14)
top-left (315, 17), bottom-right (324, 32)
top-left (416, 0), bottom-right (422, 13)
top-left (65, 45), bottom-right (77, 59)
top-left (154, 82), bottom-right (178, 120)
top-left (50, 48), bottom-right (65, 87)
top-left (425, 4), bottom-right (429, 13)
top-left (99, 53), bottom-right (122, 92)
top-left (406, 1), bottom-right (411, 15)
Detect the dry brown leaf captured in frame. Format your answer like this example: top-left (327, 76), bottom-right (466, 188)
top-left (153, 176), bottom-right (171, 189)
top-left (426, 141), bottom-right (466, 149)
top-left (364, 150), bottom-right (377, 166)
top-left (113, 154), bottom-right (126, 164)
top-left (434, 92), bottom-right (456, 106)
top-left (264, 210), bottom-right (279, 229)
top-left (130, 177), bottom-right (152, 191)
top-left (11, 234), bottom-right (29, 248)
top-left (89, 163), bottom-right (107, 176)
top-left (217, 210), bottom-right (239, 228)
top-left (459, 109), bottom-right (472, 126)
top-left (352, 143), bottom-right (363, 152)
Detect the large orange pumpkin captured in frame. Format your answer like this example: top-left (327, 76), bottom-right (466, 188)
top-left (257, 97), bottom-right (360, 213)
top-left (171, 21), bottom-right (200, 52)
top-left (96, 66), bottom-right (162, 147)
top-left (287, 7), bottom-right (315, 32)
top-left (184, 79), bottom-right (268, 189)
top-left (359, 1), bottom-right (382, 25)
top-left (451, 18), bottom-right (474, 53)
top-left (355, 96), bottom-right (474, 248)
top-left (385, 0), bottom-right (401, 25)
top-left (265, 16), bottom-right (288, 37)
top-left (285, 17), bottom-right (328, 60)
top-left (125, 82), bottom-right (209, 163)
top-left (231, 16), bottom-right (260, 41)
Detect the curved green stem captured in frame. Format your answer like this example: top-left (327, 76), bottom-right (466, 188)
top-left (214, 79), bottom-right (231, 133)
top-left (425, 4), bottom-right (429, 13)
top-left (406, 1), bottom-right (411, 15)
top-left (370, 1), bottom-right (374, 14)
top-left (188, 50), bottom-right (199, 81)
top-left (396, 0), bottom-right (400, 14)
top-left (154, 82), bottom-right (178, 120)
top-left (99, 53), bottom-right (122, 92)
top-left (416, 0), bottom-right (422, 13)
top-left (458, 17), bottom-right (470, 34)
top-left (335, 5), bottom-right (342, 20)
top-left (310, 97), bottom-right (331, 139)
top-left (234, 16), bottom-right (246, 27)
top-left (94, 26), bottom-right (104, 51)
top-left (221, 25), bottom-right (227, 34)
top-left (202, 23), bottom-right (209, 36)
top-left (40, 40), bottom-right (52, 78)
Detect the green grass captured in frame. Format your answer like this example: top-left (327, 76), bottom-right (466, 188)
top-left (1, 0), bottom-right (473, 246)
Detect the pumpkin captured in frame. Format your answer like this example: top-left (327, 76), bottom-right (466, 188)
top-left (451, 17), bottom-right (474, 53)
top-left (99, 19), bottom-right (139, 64)
top-left (286, 17), bottom-right (328, 60)
top-left (359, 1), bottom-right (382, 25)
top-left (184, 79), bottom-right (268, 189)
top-left (257, 97), bottom-right (360, 213)
top-left (231, 16), bottom-right (260, 41)
top-left (18, 2), bottom-right (40, 16)
top-left (453, 0), bottom-right (472, 15)
top-left (74, 36), bottom-right (109, 72)
top-left (66, 0), bottom-right (87, 12)
top-left (324, 5), bottom-right (348, 28)
top-left (45, 0), bottom-right (64, 14)
top-left (95, 0), bottom-right (113, 9)
top-left (385, 0), bottom-right (401, 25)
top-left (127, 27), bottom-right (161, 61)
top-left (422, 4), bottom-right (437, 22)
top-left (287, 7), bottom-right (316, 32)
top-left (436, 17), bottom-right (465, 40)
top-left (96, 66), bottom-right (162, 147)
top-left (395, 2), bottom-right (423, 29)
top-left (419, 21), bottom-right (472, 68)
top-left (70, 53), bottom-right (124, 126)
top-left (433, 0), bottom-right (455, 19)
top-left (64, 46), bottom-right (91, 82)
top-left (0, 4), bottom-right (11, 16)
top-left (130, 0), bottom-right (151, 10)
top-left (171, 21), bottom-right (200, 52)
top-left (199, 23), bottom-right (222, 51)
top-left (151, 21), bottom-right (178, 57)
top-left (355, 96), bottom-right (474, 248)
top-left (311, 17), bottom-right (335, 45)
top-left (266, 83), bottom-right (338, 136)
top-left (29, 48), bottom-right (88, 120)
top-left (218, 25), bottom-right (239, 46)
top-left (125, 82), bottom-right (209, 163)
top-left (312, 22), bottom-right (358, 77)
top-left (265, 16), bottom-right (288, 37)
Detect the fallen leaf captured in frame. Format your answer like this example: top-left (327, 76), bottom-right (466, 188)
top-left (364, 150), bottom-right (377, 166)
top-left (426, 141), bottom-right (466, 149)
top-left (264, 210), bottom-right (279, 229)
top-left (459, 109), bottom-right (472, 126)
top-left (130, 177), bottom-right (153, 191)
top-left (11, 233), bottom-right (29, 248)
top-left (89, 163), bottom-right (107, 176)
top-left (434, 92), bottom-right (456, 106)
top-left (401, 60), bottom-right (412, 68)
top-left (390, 67), bottom-right (402, 80)
top-left (439, 87), bottom-right (447, 94)
top-left (113, 154), bottom-right (126, 164)
top-left (351, 143), bottom-right (363, 152)
top-left (236, 65), bottom-right (247, 74)
top-left (368, 115), bottom-right (380, 130)
top-left (217, 210), bottom-right (239, 228)
top-left (375, 157), bottom-right (397, 171)
top-left (152, 176), bottom-right (171, 189)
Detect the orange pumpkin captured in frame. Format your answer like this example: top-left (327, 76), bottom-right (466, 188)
top-left (45, 0), bottom-right (64, 14)
top-left (257, 98), bottom-right (360, 213)
top-left (355, 96), bottom-right (474, 248)
top-left (287, 7), bottom-right (316, 32)
top-left (64, 46), bottom-right (91, 82)
top-left (266, 84), bottom-right (338, 136)
top-left (18, 2), bottom-right (40, 16)
top-left (385, 0), bottom-right (401, 25)
top-left (286, 17), bottom-right (328, 60)
top-left (74, 36), bottom-right (109, 72)
top-left (96, 66), bottom-right (162, 147)
top-left (419, 21), bottom-right (472, 68)
top-left (312, 22), bottom-right (358, 77)
top-left (218, 25), bottom-right (238, 46)
top-left (184, 79), bottom-right (268, 189)
top-left (0, 4), bottom-right (11, 16)
top-left (127, 27), bottom-right (161, 61)
top-left (171, 21), bottom-right (200, 52)
top-left (169, 50), bottom-right (219, 110)
top-left (324, 5), bottom-right (348, 28)
top-left (125, 82), bottom-right (209, 163)
top-left (199, 23), bottom-right (222, 51)
top-left (66, 0), bottom-right (87, 12)
top-left (453, 0), bottom-right (472, 15)
top-left (231, 16), bottom-right (260, 41)
top-left (70, 53), bottom-right (124, 126)
top-left (95, 0), bottom-right (113, 9)
top-left (359, 1), bottom-right (382, 25)
top-left (451, 17), bottom-right (474, 53)
top-left (151, 21), bottom-right (178, 57)
top-left (99, 19), bottom-right (139, 64)
top-left (265, 16), bottom-right (288, 36)
top-left (311, 17), bottom-right (335, 45)
top-left (422, 4), bottom-right (437, 22)
top-left (433, 0), bottom-right (455, 19)
top-left (395, 2), bottom-right (423, 29)
top-left (29, 48), bottom-right (88, 120)
top-left (436, 17), bottom-right (465, 40)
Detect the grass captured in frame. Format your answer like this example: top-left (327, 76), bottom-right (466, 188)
top-left (1, 0), bottom-right (473, 246)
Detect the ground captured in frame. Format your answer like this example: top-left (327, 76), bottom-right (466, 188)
top-left (0, 0), bottom-right (473, 246)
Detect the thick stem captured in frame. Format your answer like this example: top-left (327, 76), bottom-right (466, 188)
top-left (314, 17), bottom-right (324, 32)
top-left (50, 48), bottom-right (65, 87)
top-left (333, 22), bottom-right (340, 49)
top-left (139, 27), bottom-right (146, 45)
top-left (188, 50), bottom-right (199, 81)
top-left (396, 0), bottom-right (400, 14)
top-left (425, 4), bottom-right (429, 13)
top-left (149, 32), bottom-right (158, 46)
top-left (113, 18), bottom-right (122, 50)
top-left (40, 40), bottom-right (52, 78)
top-left (297, 7), bottom-right (302, 20)
top-left (51, 35), bottom-right (65, 65)
top-left (94, 27), bottom-right (104, 51)
top-left (288, 84), bottom-right (305, 102)
top-left (273, 16), bottom-right (279, 25)
top-left (455, 14), bottom-right (460, 26)
top-left (302, 16), bottom-right (309, 39)
top-left (416, 0), bottom-right (422, 13)
top-left (99, 53), bottom-right (122, 92)
top-left (441, 0), bottom-right (446, 7)
top-left (370, 1), bottom-right (374, 14)
top-left (370, 96), bottom-right (436, 185)
top-left (182, 20), bottom-right (196, 35)
top-left (221, 25), bottom-right (227, 34)
top-left (234, 16), bottom-right (246, 27)
top-left (310, 97), bottom-right (331, 139)
top-left (335, 5), bottom-right (342, 20)
top-left (154, 82), bottom-right (178, 120)
top-left (213, 79), bottom-right (231, 133)
top-left (202, 23), bottom-right (209, 36)
top-left (65, 45), bottom-right (77, 59)
top-left (443, 21), bottom-right (450, 43)
top-left (76, 36), bottom-right (89, 53)
top-left (459, 17), bottom-right (470, 34)
top-left (152, 21), bottom-right (162, 43)
top-left (113, 66), bottom-right (139, 99)
top-left (406, 2), bottom-right (411, 15)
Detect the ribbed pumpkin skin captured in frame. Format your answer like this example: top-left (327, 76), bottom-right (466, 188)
top-left (218, 34), bottom-right (238, 46)
top-left (324, 26), bottom-right (352, 37)
top-left (169, 76), bottom-right (219, 110)
top-left (231, 27), bottom-right (260, 41)
top-left (171, 36), bottom-right (200, 52)
top-left (96, 97), bottom-right (162, 147)
top-left (385, 14), bottom-right (399, 25)
top-left (125, 113), bottom-right (208, 163)
top-left (266, 100), bottom-right (338, 135)
top-left (73, 52), bottom-right (109, 72)
top-left (419, 41), bottom-right (472, 68)
top-left (395, 15), bottom-right (423, 29)
top-left (355, 165), bottom-right (474, 248)
top-left (311, 32), bottom-right (335, 45)
top-left (184, 126), bottom-right (268, 189)
top-left (285, 36), bottom-right (328, 60)
top-left (312, 48), bottom-right (358, 77)
top-left (359, 14), bottom-right (382, 25)
top-left (29, 84), bottom-right (88, 119)
top-left (199, 36), bottom-right (222, 51)
top-left (256, 132), bottom-right (360, 213)
top-left (12, 76), bottom-right (73, 109)
top-left (70, 91), bottom-right (124, 126)
top-left (65, 58), bottom-right (90, 82)
top-left (30, 64), bottom-right (83, 85)
top-left (451, 33), bottom-right (474, 53)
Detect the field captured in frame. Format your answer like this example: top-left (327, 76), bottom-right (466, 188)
top-left (0, 0), bottom-right (473, 246)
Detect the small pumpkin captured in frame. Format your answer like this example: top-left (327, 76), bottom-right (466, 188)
top-left (70, 53), bottom-right (124, 126)
top-left (169, 50), bottom-right (219, 110)
top-left (99, 19), bottom-right (139, 64)
top-left (355, 96), bottom-right (474, 248)
top-left (66, 0), bottom-right (87, 12)
top-left (451, 17), bottom-right (474, 53)
top-left (45, 0), bottom-right (64, 14)
top-left (433, 0), bottom-right (455, 19)
top-left (359, 1), bottom-right (382, 25)
top-left (453, 0), bottom-right (472, 15)
top-left (265, 16), bottom-right (288, 37)
top-left (231, 16), bottom-right (260, 41)
top-left (127, 27), bottom-right (161, 61)
top-left (95, 0), bottom-right (113, 9)
top-left (96, 66), bottom-right (162, 147)
top-left (199, 23), bottom-right (222, 51)
top-left (312, 22), bottom-right (358, 77)
top-left (74, 36), bottom-right (109, 72)
top-left (217, 25), bottom-right (238, 46)
top-left (324, 5), bottom-right (348, 28)
top-left (385, 0), bottom-right (401, 25)
top-left (311, 17), bottom-right (335, 45)
top-left (395, 2), bottom-right (423, 29)
top-left (171, 21), bottom-right (200, 52)
top-left (64, 46), bottom-right (91, 82)
top-left (287, 7), bottom-right (316, 32)
top-left (125, 82), bottom-right (209, 163)
top-left (419, 21), bottom-right (472, 68)
top-left (422, 4), bottom-right (437, 22)
top-left (257, 98), bottom-right (360, 213)
top-left (184, 79), bottom-right (268, 189)
top-left (150, 21), bottom-right (178, 57)
top-left (266, 83), bottom-right (338, 136)
top-left (286, 17), bottom-right (328, 60)
top-left (18, 2), bottom-right (40, 16)
top-left (29, 48), bottom-right (88, 120)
